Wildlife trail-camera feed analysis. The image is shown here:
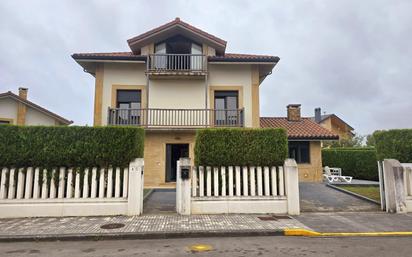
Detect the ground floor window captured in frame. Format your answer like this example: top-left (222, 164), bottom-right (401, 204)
top-left (289, 141), bottom-right (310, 164)
top-left (0, 119), bottom-right (11, 124)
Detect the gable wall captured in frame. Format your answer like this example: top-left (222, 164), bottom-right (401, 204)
top-left (0, 98), bottom-right (18, 124)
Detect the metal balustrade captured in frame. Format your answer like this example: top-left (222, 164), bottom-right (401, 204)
top-left (147, 54), bottom-right (207, 73)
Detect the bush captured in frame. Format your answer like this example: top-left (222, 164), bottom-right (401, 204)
top-left (194, 128), bottom-right (288, 166)
top-left (0, 125), bottom-right (144, 168)
top-left (373, 129), bottom-right (412, 162)
top-left (322, 148), bottom-right (378, 181)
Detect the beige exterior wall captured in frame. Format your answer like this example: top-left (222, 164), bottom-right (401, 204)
top-left (320, 117), bottom-right (352, 140)
top-left (0, 98), bottom-right (18, 124)
top-left (208, 64), bottom-right (254, 127)
top-left (144, 130), bottom-right (196, 187)
top-left (101, 63), bottom-right (147, 125)
top-left (149, 80), bottom-right (206, 109)
top-left (297, 141), bottom-right (323, 182)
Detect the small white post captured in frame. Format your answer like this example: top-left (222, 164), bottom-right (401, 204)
top-left (235, 166), bottom-right (241, 196)
top-left (271, 166), bottom-right (277, 196)
top-left (66, 168), bottom-right (73, 198)
top-left (176, 158), bottom-right (191, 215)
top-left (16, 168), bottom-right (25, 199)
top-left (49, 169), bottom-right (56, 199)
top-left (284, 159), bottom-right (300, 215)
top-left (250, 166), bottom-right (256, 196)
top-left (33, 168), bottom-right (40, 199)
top-left (58, 167), bottom-right (65, 198)
top-left (41, 169), bottom-right (48, 199)
top-left (206, 166), bottom-right (212, 196)
top-left (199, 166), bottom-right (204, 197)
top-left (221, 166), bottom-right (226, 197)
top-left (74, 171), bottom-right (81, 198)
top-left (257, 166), bottom-right (263, 196)
top-left (242, 166), bottom-right (248, 196)
top-left (115, 168), bottom-right (121, 198)
top-left (192, 166), bottom-right (197, 197)
top-left (7, 168), bottom-right (16, 199)
top-left (228, 166), bottom-right (234, 196)
top-left (122, 168), bottom-right (128, 198)
top-left (107, 167), bottom-right (113, 198)
top-left (278, 166), bottom-right (285, 196)
top-left (382, 159), bottom-right (407, 213)
top-left (99, 168), bottom-right (105, 198)
top-left (127, 158), bottom-right (144, 215)
top-left (264, 167), bottom-right (270, 196)
top-left (213, 167), bottom-right (219, 196)
top-left (24, 167), bottom-right (33, 199)
top-left (83, 168), bottom-right (90, 198)
top-left (0, 168), bottom-right (7, 199)
top-left (91, 167), bottom-right (97, 198)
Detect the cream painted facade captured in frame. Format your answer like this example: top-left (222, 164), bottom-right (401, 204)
top-left (0, 97), bottom-right (65, 125)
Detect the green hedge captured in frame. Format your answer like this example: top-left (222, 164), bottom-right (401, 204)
top-left (194, 128), bottom-right (288, 166)
top-left (0, 125), bottom-right (144, 168)
top-left (373, 129), bottom-right (412, 162)
top-left (322, 148), bottom-right (378, 181)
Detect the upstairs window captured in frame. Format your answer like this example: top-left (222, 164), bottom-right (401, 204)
top-left (214, 91), bottom-right (239, 126)
top-left (116, 90), bottom-right (141, 109)
top-left (289, 141), bottom-right (310, 164)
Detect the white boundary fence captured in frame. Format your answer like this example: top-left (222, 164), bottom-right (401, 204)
top-left (0, 158), bottom-right (144, 218)
top-left (176, 158), bottom-right (300, 215)
top-left (378, 159), bottom-right (412, 213)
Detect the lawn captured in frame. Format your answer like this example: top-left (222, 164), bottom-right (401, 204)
top-left (338, 186), bottom-right (381, 202)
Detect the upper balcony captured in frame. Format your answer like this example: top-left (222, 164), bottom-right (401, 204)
top-left (107, 108), bottom-right (244, 129)
top-left (146, 54), bottom-right (207, 79)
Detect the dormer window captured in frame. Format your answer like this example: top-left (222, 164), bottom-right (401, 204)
top-left (155, 35), bottom-right (202, 55)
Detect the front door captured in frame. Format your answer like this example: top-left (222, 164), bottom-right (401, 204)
top-left (166, 144), bottom-right (189, 182)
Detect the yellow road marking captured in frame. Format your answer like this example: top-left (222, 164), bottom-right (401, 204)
top-left (187, 244), bottom-right (214, 252)
top-left (284, 228), bottom-right (412, 237)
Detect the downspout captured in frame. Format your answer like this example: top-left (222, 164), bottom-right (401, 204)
top-left (146, 56), bottom-right (150, 128)
top-left (204, 56), bottom-right (208, 128)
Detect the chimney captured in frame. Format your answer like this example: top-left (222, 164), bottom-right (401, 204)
top-left (287, 104), bottom-right (301, 122)
top-left (18, 87), bottom-right (28, 100)
top-left (315, 107), bottom-right (321, 123)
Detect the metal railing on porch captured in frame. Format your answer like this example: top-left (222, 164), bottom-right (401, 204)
top-left (107, 108), bottom-right (244, 128)
top-left (147, 54), bottom-right (207, 73)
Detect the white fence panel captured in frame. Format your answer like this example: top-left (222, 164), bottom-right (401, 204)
top-left (0, 158), bottom-right (144, 218)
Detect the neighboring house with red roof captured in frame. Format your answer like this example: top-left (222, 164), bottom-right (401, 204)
top-left (72, 18), bottom-right (332, 185)
top-left (311, 108), bottom-right (354, 140)
top-left (0, 88), bottom-right (72, 126)
top-left (261, 105), bottom-right (338, 182)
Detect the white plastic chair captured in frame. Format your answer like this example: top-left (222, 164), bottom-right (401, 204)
top-left (323, 166), bottom-right (352, 183)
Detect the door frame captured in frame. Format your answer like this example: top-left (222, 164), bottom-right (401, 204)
top-left (165, 143), bottom-right (190, 183)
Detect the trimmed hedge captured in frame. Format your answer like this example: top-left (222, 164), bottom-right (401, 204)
top-left (194, 128), bottom-right (288, 166)
top-left (322, 148), bottom-right (378, 181)
top-left (373, 129), bottom-right (412, 162)
top-left (0, 125), bottom-right (144, 168)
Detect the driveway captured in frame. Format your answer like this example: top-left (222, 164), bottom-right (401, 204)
top-left (143, 189), bottom-right (176, 214)
top-left (299, 183), bottom-right (380, 212)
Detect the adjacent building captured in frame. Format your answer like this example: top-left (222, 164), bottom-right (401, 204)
top-left (312, 107), bottom-right (354, 140)
top-left (0, 88), bottom-right (72, 126)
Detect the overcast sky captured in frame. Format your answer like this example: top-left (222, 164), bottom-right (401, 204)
top-left (1, 0), bottom-right (411, 134)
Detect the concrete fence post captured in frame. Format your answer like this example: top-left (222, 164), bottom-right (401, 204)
top-left (382, 159), bottom-right (406, 213)
top-left (284, 158), bottom-right (300, 215)
top-left (127, 158), bottom-right (144, 215)
top-left (176, 158), bottom-right (191, 215)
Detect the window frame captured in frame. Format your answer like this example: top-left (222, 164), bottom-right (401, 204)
top-left (288, 141), bottom-right (310, 164)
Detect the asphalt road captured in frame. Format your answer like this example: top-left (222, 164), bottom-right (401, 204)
top-left (0, 236), bottom-right (411, 257)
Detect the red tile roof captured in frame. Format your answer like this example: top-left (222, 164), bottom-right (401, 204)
top-left (260, 117), bottom-right (339, 140)
top-left (72, 52), bottom-right (278, 63)
top-left (127, 18), bottom-right (227, 47)
top-left (0, 91), bottom-right (72, 125)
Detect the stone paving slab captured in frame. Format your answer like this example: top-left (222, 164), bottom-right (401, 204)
top-left (0, 214), bottom-right (308, 241)
top-left (294, 212), bottom-right (412, 233)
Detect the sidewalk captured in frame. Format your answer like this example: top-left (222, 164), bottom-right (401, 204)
top-left (294, 212), bottom-right (412, 233)
top-left (0, 214), bottom-right (307, 242)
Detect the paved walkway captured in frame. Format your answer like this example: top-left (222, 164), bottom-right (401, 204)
top-left (299, 183), bottom-right (380, 212)
top-left (294, 212), bottom-right (412, 233)
top-left (0, 214), bottom-right (307, 241)
top-left (143, 189), bottom-right (176, 214)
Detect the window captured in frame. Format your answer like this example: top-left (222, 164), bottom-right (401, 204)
top-left (116, 90), bottom-right (141, 124)
top-left (214, 91), bottom-right (239, 126)
top-left (0, 120), bottom-right (11, 125)
top-left (289, 141), bottom-right (310, 164)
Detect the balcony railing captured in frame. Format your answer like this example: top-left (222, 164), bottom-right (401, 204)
top-left (107, 108), bottom-right (244, 128)
top-left (147, 54), bottom-right (207, 73)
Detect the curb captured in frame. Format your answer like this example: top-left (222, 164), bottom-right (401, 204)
top-left (284, 228), bottom-right (412, 237)
top-left (326, 183), bottom-right (381, 205)
top-left (0, 230), bottom-right (284, 243)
